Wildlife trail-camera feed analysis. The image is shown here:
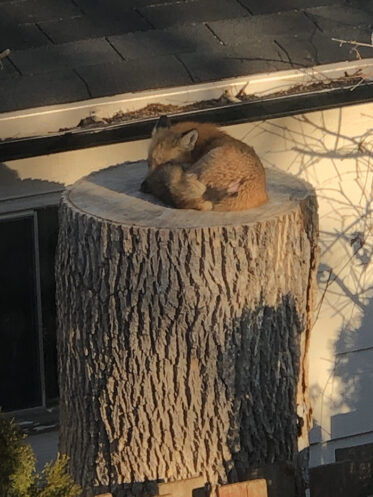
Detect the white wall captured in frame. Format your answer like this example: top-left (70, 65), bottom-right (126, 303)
top-left (2, 102), bottom-right (373, 466)
top-left (0, 139), bottom-right (149, 203)
top-left (227, 105), bottom-right (373, 465)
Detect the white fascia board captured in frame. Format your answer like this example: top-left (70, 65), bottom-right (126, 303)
top-left (1, 58), bottom-right (373, 140)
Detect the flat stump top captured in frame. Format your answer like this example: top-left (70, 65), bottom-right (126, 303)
top-left (66, 161), bottom-right (314, 228)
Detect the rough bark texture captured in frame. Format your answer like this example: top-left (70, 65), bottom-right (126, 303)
top-left (56, 162), bottom-right (319, 497)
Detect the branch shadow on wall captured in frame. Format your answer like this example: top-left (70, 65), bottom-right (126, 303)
top-left (251, 109), bottom-right (373, 449)
top-left (331, 293), bottom-right (373, 439)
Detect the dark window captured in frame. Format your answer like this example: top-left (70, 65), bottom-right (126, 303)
top-left (0, 206), bottom-right (59, 411)
top-left (0, 215), bottom-right (42, 411)
top-left (37, 206), bottom-right (59, 403)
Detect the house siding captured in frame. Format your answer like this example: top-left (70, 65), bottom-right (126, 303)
top-left (1, 102), bottom-right (372, 467)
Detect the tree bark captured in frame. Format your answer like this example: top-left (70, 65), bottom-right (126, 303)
top-left (56, 162), bottom-right (319, 497)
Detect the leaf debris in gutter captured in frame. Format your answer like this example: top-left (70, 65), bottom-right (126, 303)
top-left (56, 70), bottom-right (367, 134)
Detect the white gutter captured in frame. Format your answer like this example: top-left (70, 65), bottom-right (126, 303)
top-left (1, 59), bottom-right (373, 141)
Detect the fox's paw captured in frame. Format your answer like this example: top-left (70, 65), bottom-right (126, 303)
top-left (200, 200), bottom-right (213, 211)
top-left (177, 198), bottom-right (213, 211)
top-left (184, 173), bottom-right (207, 196)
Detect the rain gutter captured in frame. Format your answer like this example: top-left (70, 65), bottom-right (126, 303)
top-left (1, 59), bottom-right (373, 162)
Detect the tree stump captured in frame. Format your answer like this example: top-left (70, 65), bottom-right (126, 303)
top-left (56, 161), bottom-right (319, 497)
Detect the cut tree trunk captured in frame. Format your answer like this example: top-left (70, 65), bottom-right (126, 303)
top-left (56, 161), bottom-right (319, 497)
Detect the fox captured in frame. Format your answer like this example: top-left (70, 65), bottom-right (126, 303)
top-left (140, 115), bottom-right (268, 211)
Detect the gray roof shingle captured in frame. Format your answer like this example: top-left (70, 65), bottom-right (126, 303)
top-left (207, 11), bottom-right (316, 43)
top-left (10, 39), bottom-right (123, 75)
top-left (75, 56), bottom-right (193, 97)
top-left (0, 0), bottom-right (372, 113)
top-left (108, 25), bottom-right (219, 60)
top-left (0, 70), bottom-right (89, 112)
top-left (137, 0), bottom-right (249, 29)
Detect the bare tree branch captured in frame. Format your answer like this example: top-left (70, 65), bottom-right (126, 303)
top-left (0, 49), bottom-right (10, 69)
top-left (0, 49), bottom-right (10, 60)
top-left (332, 37), bottom-right (373, 49)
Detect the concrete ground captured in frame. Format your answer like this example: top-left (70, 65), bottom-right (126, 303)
top-left (27, 429), bottom-right (59, 471)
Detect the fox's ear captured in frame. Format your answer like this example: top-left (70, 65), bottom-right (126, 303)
top-left (152, 115), bottom-right (171, 136)
top-left (180, 129), bottom-right (198, 151)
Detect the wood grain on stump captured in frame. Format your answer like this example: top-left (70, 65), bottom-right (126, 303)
top-left (56, 161), bottom-right (319, 497)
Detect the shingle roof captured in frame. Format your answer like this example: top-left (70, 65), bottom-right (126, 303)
top-left (0, 0), bottom-right (372, 113)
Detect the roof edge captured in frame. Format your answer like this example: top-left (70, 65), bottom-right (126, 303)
top-left (1, 59), bottom-right (373, 161)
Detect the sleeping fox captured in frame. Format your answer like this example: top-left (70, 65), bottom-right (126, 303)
top-left (140, 115), bottom-right (268, 211)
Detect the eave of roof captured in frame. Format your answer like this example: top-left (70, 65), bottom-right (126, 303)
top-left (0, 0), bottom-right (373, 115)
top-left (1, 58), bottom-right (373, 162)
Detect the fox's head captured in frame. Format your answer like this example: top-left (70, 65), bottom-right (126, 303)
top-left (147, 115), bottom-right (199, 171)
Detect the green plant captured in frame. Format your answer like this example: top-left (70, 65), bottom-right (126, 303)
top-left (0, 411), bottom-right (35, 497)
top-left (31, 455), bottom-right (81, 497)
top-left (0, 410), bottom-right (81, 497)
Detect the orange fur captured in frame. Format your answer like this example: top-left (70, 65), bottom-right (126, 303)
top-left (142, 118), bottom-right (268, 211)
